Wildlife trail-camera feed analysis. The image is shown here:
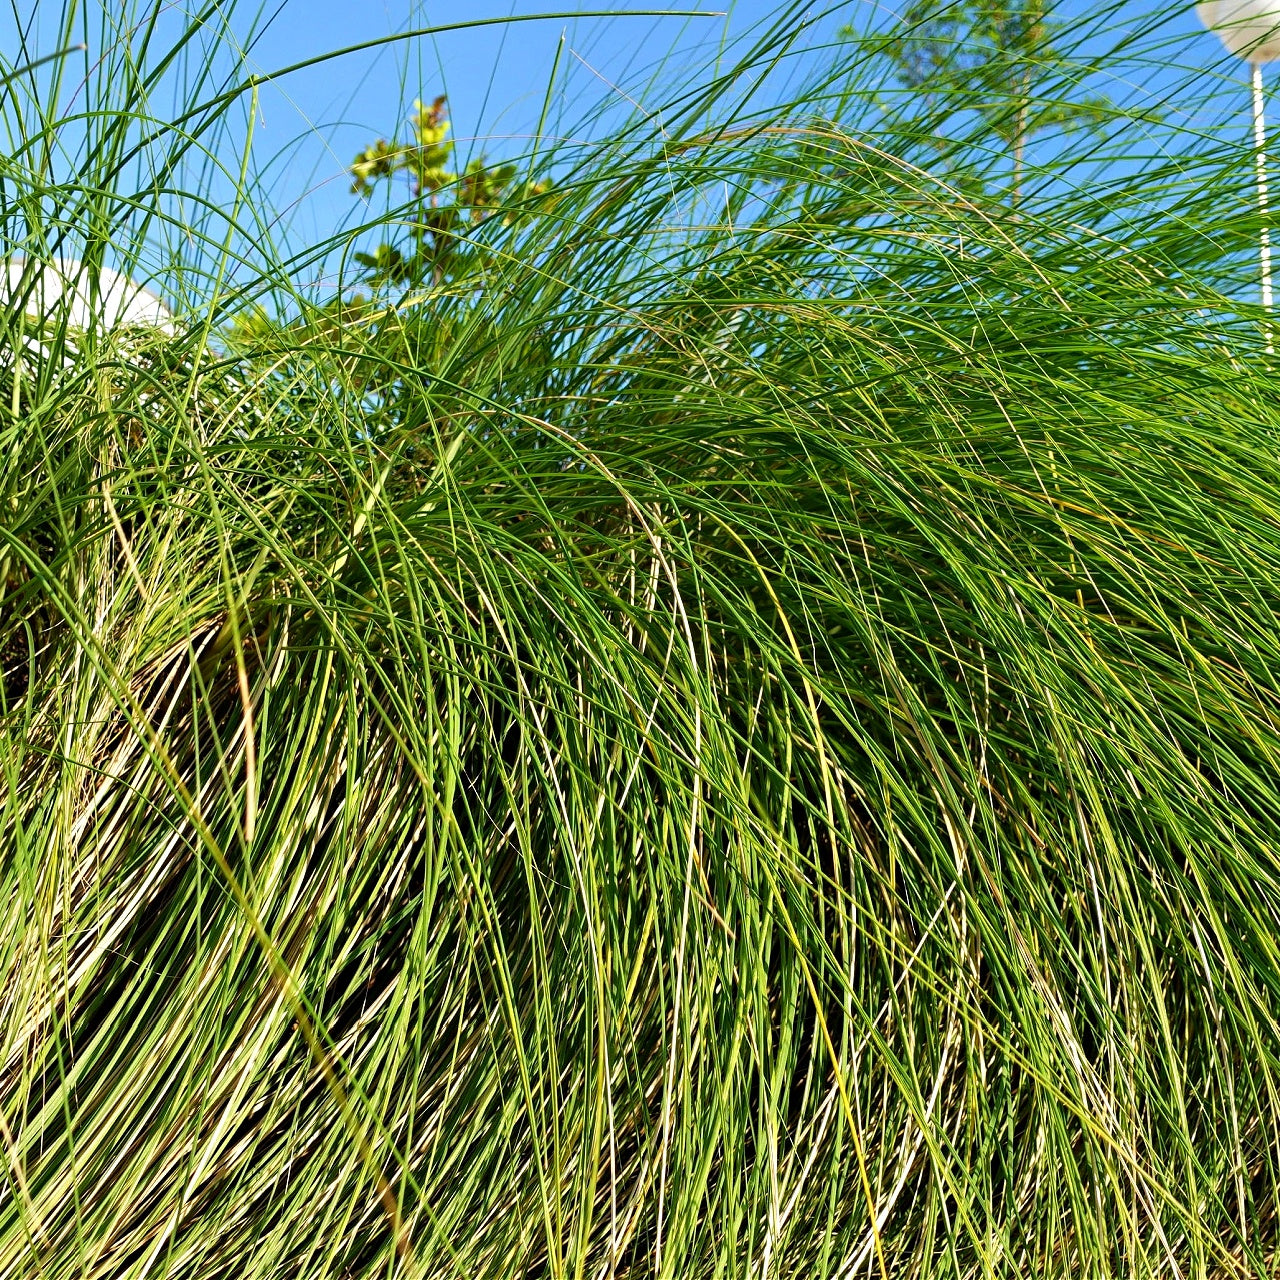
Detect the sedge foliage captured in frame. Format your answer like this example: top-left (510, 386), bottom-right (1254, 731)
top-left (3, 3), bottom-right (1280, 1277)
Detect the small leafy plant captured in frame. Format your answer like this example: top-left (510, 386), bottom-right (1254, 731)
top-left (349, 94), bottom-right (548, 287)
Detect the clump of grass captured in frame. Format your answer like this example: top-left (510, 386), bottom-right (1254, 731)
top-left (4, 3), bottom-right (1280, 1277)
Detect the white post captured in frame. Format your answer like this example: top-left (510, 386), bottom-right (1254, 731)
top-left (1254, 62), bottom-right (1275, 350)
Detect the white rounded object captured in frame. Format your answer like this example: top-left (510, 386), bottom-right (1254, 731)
top-left (1198, 0), bottom-right (1280, 62)
top-left (3, 257), bottom-right (172, 332)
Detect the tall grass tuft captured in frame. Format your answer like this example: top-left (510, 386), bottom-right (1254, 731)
top-left (4, 2), bottom-right (1280, 1277)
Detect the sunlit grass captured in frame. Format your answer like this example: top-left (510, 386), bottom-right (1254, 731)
top-left (4, 3), bottom-right (1280, 1277)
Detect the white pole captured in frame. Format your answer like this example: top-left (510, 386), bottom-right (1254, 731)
top-left (1254, 62), bottom-right (1274, 350)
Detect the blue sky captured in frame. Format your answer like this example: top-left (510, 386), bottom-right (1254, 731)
top-left (232, 0), bottom-right (847, 257)
top-left (0, 1), bottom-right (879, 299)
top-left (0, 0), bottom-right (1269, 299)
top-left (223, 0), bottom-right (1250, 267)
